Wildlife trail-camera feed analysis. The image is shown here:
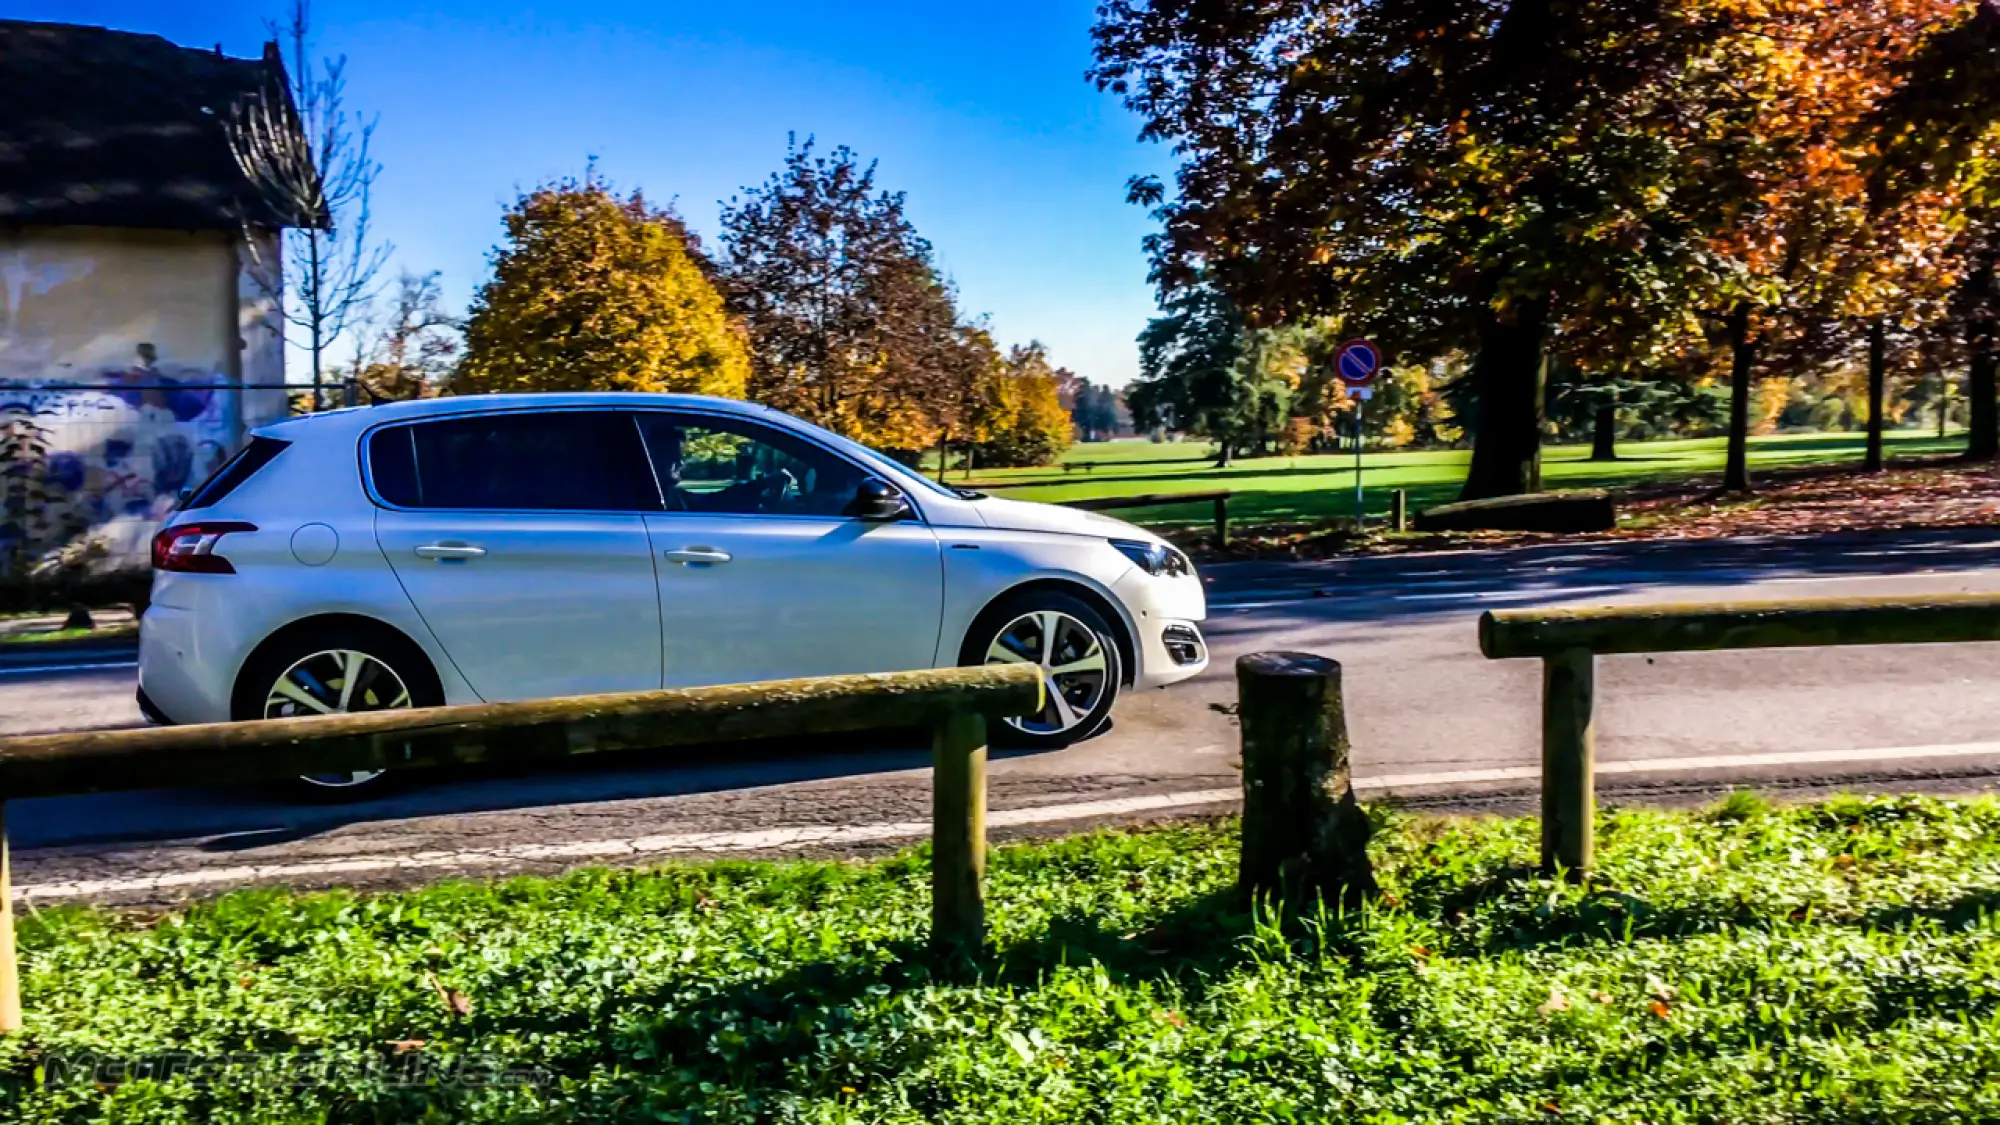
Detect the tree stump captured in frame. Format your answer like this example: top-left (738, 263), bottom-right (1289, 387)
top-left (1236, 652), bottom-right (1375, 908)
top-left (61, 603), bottom-right (92, 632)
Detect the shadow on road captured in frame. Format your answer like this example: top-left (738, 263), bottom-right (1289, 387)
top-left (9, 726), bottom-right (1070, 853)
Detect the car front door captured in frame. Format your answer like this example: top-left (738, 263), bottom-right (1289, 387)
top-left (370, 409), bottom-right (665, 702)
top-left (633, 410), bottom-right (945, 688)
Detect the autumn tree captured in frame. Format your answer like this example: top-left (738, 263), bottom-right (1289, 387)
top-left (1094, 0), bottom-right (1742, 500)
top-left (344, 269), bottom-right (458, 402)
top-left (968, 343), bottom-right (1075, 468)
top-left (456, 180), bottom-right (749, 397)
top-left (1661, 0), bottom-right (1999, 489)
top-left (928, 321), bottom-right (1005, 479)
top-left (719, 137), bottom-right (960, 451)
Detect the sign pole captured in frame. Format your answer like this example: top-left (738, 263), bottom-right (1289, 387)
top-left (1333, 338), bottom-right (1386, 533)
top-left (1352, 394), bottom-right (1365, 529)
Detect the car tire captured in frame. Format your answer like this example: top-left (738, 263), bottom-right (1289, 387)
top-left (960, 590), bottom-right (1123, 750)
top-left (233, 622), bottom-right (443, 799)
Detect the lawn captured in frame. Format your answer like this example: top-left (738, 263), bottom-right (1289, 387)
top-left (7, 793), bottom-right (2000, 1122)
top-left (952, 431), bottom-right (1970, 532)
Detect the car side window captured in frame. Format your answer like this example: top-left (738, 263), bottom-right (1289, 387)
top-left (635, 412), bottom-right (867, 518)
top-left (369, 411), bottom-right (654, 511)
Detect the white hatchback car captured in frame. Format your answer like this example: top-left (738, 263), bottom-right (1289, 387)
top-left (138, 394), bottom-right (1209, 790)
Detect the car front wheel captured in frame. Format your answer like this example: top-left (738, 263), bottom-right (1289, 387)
top-left (963, 591), bottom-right (1122, 749)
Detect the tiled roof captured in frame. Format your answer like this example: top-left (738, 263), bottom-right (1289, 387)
top-left (0, 20), bottom-right (322, 231)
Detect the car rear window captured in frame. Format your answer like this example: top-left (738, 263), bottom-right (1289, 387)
top-left (179, 436), bottom-right (291, 510)
top-left (367, 412), bottom-right (656, 511)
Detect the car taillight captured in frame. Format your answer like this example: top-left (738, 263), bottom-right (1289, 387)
top-left (151, 522), bottom-right (258, 574)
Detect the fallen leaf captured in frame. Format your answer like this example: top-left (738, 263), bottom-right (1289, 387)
top-left (1834, 855), bottom-right (1856, 868)
top-left (1591, 991), bottom-right (1615, 1005)
top-left (1649, 1000), bottom-right (1673, 1021)
top-left (385, 1039), bottom-right (427, 1054)
top-left (1537, 988), bottom-right (1570, 1017)
top-left (1409, 944), bottom-right (1431, 960)
top-left (425, 971), bottom-right (473, 1018)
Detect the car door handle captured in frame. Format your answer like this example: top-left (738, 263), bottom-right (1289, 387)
top-left (663, 547), bottom-right (732, 566)
top-left (414, 544), bottom-right (487, 561)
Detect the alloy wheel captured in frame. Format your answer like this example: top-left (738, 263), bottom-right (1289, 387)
top-left (984, 610), bottom-right (1112, 736)
top-left (263, 648), bottom-right (411, 789)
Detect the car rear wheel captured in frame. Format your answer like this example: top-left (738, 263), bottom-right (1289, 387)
top-left (235, 624), bottom-right (442, 797)
top-left (962, 591), bottom-right (1122, 749)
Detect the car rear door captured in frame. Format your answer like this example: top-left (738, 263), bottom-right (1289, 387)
top-left (369, 409), bottom-right (664, 702)
top-left (632, 409), bottom-right (944, 688)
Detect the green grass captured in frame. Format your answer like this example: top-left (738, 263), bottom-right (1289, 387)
top-left (955, 431), bottom-right (1968, 531)
top-left (0, 624), bottom-right (136, 646)
top-left (8, 794), bottom-right (2000, 1122)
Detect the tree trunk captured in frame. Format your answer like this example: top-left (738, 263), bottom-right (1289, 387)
top-left (1969, 268), bottom-right (1999, 460)
top-left (308, 229), bottom-right (325, 413)
top-left (1589, 399), bottom-right (1618, 461)
top-left (1723, 302), bottom-right (1758, 493)
top-left (1459, 292), bottom-right (1550, 501)
top-left (1865, 318), bottom-right (1887, 473)
top-left (1235, 652), bottom-right (1374, 908)
top-left (936, 429), bottom-right (949, 485)
top-left (1215, 439), bottom-right (1233, 468)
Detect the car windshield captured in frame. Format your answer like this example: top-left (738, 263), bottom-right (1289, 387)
top-left (775, 414), bottom-right (974, 500)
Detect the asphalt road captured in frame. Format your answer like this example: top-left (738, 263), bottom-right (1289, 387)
top-left (11, 526), bottom-right (2000, 903)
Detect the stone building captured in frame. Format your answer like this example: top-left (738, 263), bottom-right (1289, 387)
top-left (0, 19), bottom-right (319, 568)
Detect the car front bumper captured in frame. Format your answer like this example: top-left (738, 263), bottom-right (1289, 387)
top-left (1112, 567), bottom-right (1209, 689)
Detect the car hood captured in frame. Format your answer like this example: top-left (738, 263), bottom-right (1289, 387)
top-left (970, 495), bottom-right (1165, 544)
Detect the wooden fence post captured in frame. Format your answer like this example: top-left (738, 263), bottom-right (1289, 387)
top-left (1541, 647), bottom-right (1596, 877)
top-left (1236, 652), bottom-right (1374, 907)
top-left (0, 802), bottom-right (18, 1035)
top-left (931, 710), bottom-right (988, 949)
top-left (1214, 495), bottom-right (1230, 547)
top-left (1391, 489), bottom-right (1408, 533)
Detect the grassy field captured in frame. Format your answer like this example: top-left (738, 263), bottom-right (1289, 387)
top-left (947, 431), bottom-right (1969, 531)
top-left (7, 793), bottom-right (2000, 1122)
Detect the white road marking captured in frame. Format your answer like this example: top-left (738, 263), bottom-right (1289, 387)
top-left (11, 788), bottom-right (1245, 902)
top-left (18, 740), bottom-right (2000, 903)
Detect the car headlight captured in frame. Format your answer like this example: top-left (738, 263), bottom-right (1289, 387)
top-left (1111, 538), bottom-right (1191, 577)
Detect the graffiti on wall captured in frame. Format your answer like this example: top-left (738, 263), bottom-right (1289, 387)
top-left (0, 342), bottom-right (243, 570)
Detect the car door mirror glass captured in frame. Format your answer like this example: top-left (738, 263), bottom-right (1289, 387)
top-left (845, 477), bottom-right (911, 521)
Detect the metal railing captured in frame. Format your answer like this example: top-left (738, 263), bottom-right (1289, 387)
top-left (1479, 593), bottom-right (2000, 875)
top-left (0, 663), bottom-right (1044, 1034)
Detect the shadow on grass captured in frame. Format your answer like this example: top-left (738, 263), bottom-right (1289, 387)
top-left (422, 885), bottom-right (1265, 1116)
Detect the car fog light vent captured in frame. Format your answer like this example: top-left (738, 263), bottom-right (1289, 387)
top-left (1163, 625), bottom-right (1205, 666)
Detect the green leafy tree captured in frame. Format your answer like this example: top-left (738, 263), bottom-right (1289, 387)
top-left (456, 180), bottom-right (750, 397)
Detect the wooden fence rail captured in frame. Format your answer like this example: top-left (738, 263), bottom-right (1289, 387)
top-left (0, 663), bottom-right (1043, 1035)
top-left (1479, 593), bottom-right (2000, 876)
top-left (1065, 490), bottom-right (1232, 545)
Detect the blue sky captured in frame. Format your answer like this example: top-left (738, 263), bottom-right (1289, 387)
top-left (31, 0), bottom-right (1171, 385)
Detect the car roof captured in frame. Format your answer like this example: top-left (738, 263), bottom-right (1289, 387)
top-left (256, 392), bottom-right (779, 438)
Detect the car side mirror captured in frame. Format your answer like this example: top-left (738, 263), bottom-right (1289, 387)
top-left (845, 477), bottom-right (912, 521)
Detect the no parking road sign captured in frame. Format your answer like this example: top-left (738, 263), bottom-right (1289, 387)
top-left (1335, 338), bottom-right (1386, 530)
top-left (1335, 338), bottom-right (1384, 387)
